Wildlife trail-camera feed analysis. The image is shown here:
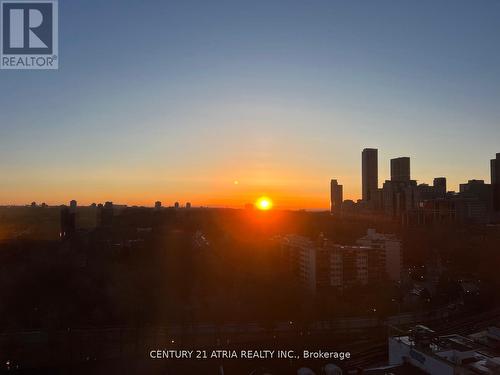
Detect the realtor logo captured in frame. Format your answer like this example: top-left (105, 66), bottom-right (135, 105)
top-left (1, 0), bottom-right (58, 69)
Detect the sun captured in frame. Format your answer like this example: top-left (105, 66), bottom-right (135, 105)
top-left (255, 196), bottom-right (273, 211)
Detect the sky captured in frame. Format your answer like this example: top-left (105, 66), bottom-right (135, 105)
top-left (1, 0), bottom-right (499, 209)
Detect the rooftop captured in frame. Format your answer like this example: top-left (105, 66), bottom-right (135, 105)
top-left (392, 326), bottom-right (500, 374)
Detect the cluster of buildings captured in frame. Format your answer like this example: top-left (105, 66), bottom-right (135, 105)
top-left (155, 201), bottom-right (192, 210)
top-left (331, 149), bottom-right (500, 224)
top-left (60, 200), bottom-right (193, 240)
top-left (280, 229), bottom-right (401, 293)
top-left (373, 324), bottom-right (500, 375)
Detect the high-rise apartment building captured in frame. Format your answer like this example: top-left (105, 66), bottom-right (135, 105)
top-left (391, 157), bottom-right (411, 182)
top-left (492, 153), bottom-right (500, 212)
top-left (330, 179), bottom-right (343, 214)
top-left (433, 177), bottom-right (447, 197)
top-left (362, 148), bottom-right (378, 202)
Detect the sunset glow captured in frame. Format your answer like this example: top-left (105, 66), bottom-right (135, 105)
top-left (255, 196), bottom-right (273, 210)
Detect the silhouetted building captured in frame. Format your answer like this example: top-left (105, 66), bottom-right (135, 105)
top-left (492, 153), bottom-right (500, 213)
top-left (417, 179), bottom-right (447, 201)
top-left (433, 177), bottom-right (447, 196)
top-left (60, 206), bottom-right (76, 240)
top-left (457, 180), bottom-right (491, 222)
top-left (70, 200), bottom-right (77, 212)
top-left (98, 201), bottom-right (114, 228)
top-left (367, 188), bottom-right (384, 211)
top-left (417, 184), bottom-right (436, 201)
top-left (30, 201), bottom-right (36, 207)
top-left (367, 152), bottom-right (495, 223)
top-left (174, 202), bottom-right (180, 209)
top-left (330, 179), bottom-right (343, 214)
top-left (391, 157), bottom-right (410, 182)
top-left (403, 199), bottom-right (457, 226)
top-left (186, 202), bottom-right (192, 209)
top-left (382, 179), bottom-right (418, 217)
top-left (459, 179), bottom-right (491, 200)
top-left (154, 201), bottom-right (162, 209)
top-left (380, 157), bottom-right (415, 217)
top-left (341, 199), bottom-right (356, 212)
top-left (362, 148), bottom-right (378, 202)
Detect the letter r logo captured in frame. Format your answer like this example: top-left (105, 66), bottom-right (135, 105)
top-left (2, 1), bottom-right (54, 54)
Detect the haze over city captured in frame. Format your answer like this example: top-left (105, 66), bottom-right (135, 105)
top-left (1, 0), bottom-right (499, 209)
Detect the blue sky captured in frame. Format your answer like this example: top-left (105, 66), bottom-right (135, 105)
top-left (1, 0), bottom-right (499, 208)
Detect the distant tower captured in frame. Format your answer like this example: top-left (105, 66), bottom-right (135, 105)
top-left (492, 153), bottom-right (500, 212)
top-left (154, 201), bottom-right (162, 209)
top-left (186, 202), bottom-right (192, 209)
top-left (174, 202), bottom-right (180, 209)
top-left (390, 157), bottom-right (410, 182)
top-left (330, 179), bottom-right (343, 214)
top-left (433, 177), bottom-right (447, 196)
top-left (362, 148), bottom-right (378, 202)
top-left (70, 199), bottom-right (77, 212)
top-left (30, 201), bottom-right (37, 207)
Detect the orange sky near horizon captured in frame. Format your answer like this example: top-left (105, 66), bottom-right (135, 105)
top-left (0, 146), bottom-right (495, 210)
top-left (0, 182), bottom-right (339, 210)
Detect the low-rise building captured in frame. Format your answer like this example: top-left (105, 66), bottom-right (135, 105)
top-left (386, 325), bottom-right (500, 374)
top-left (281, 229), bottom-right (401, 293)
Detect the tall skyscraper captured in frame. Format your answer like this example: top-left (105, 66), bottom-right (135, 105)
top-left (330, 179), bottom-right (343, 214)
top-left (362, 148), bottom-right (378, 202)
top-left (491, 153), bottom-right (500, 212)
top-left (391, 157), bottom-right (410, 182)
